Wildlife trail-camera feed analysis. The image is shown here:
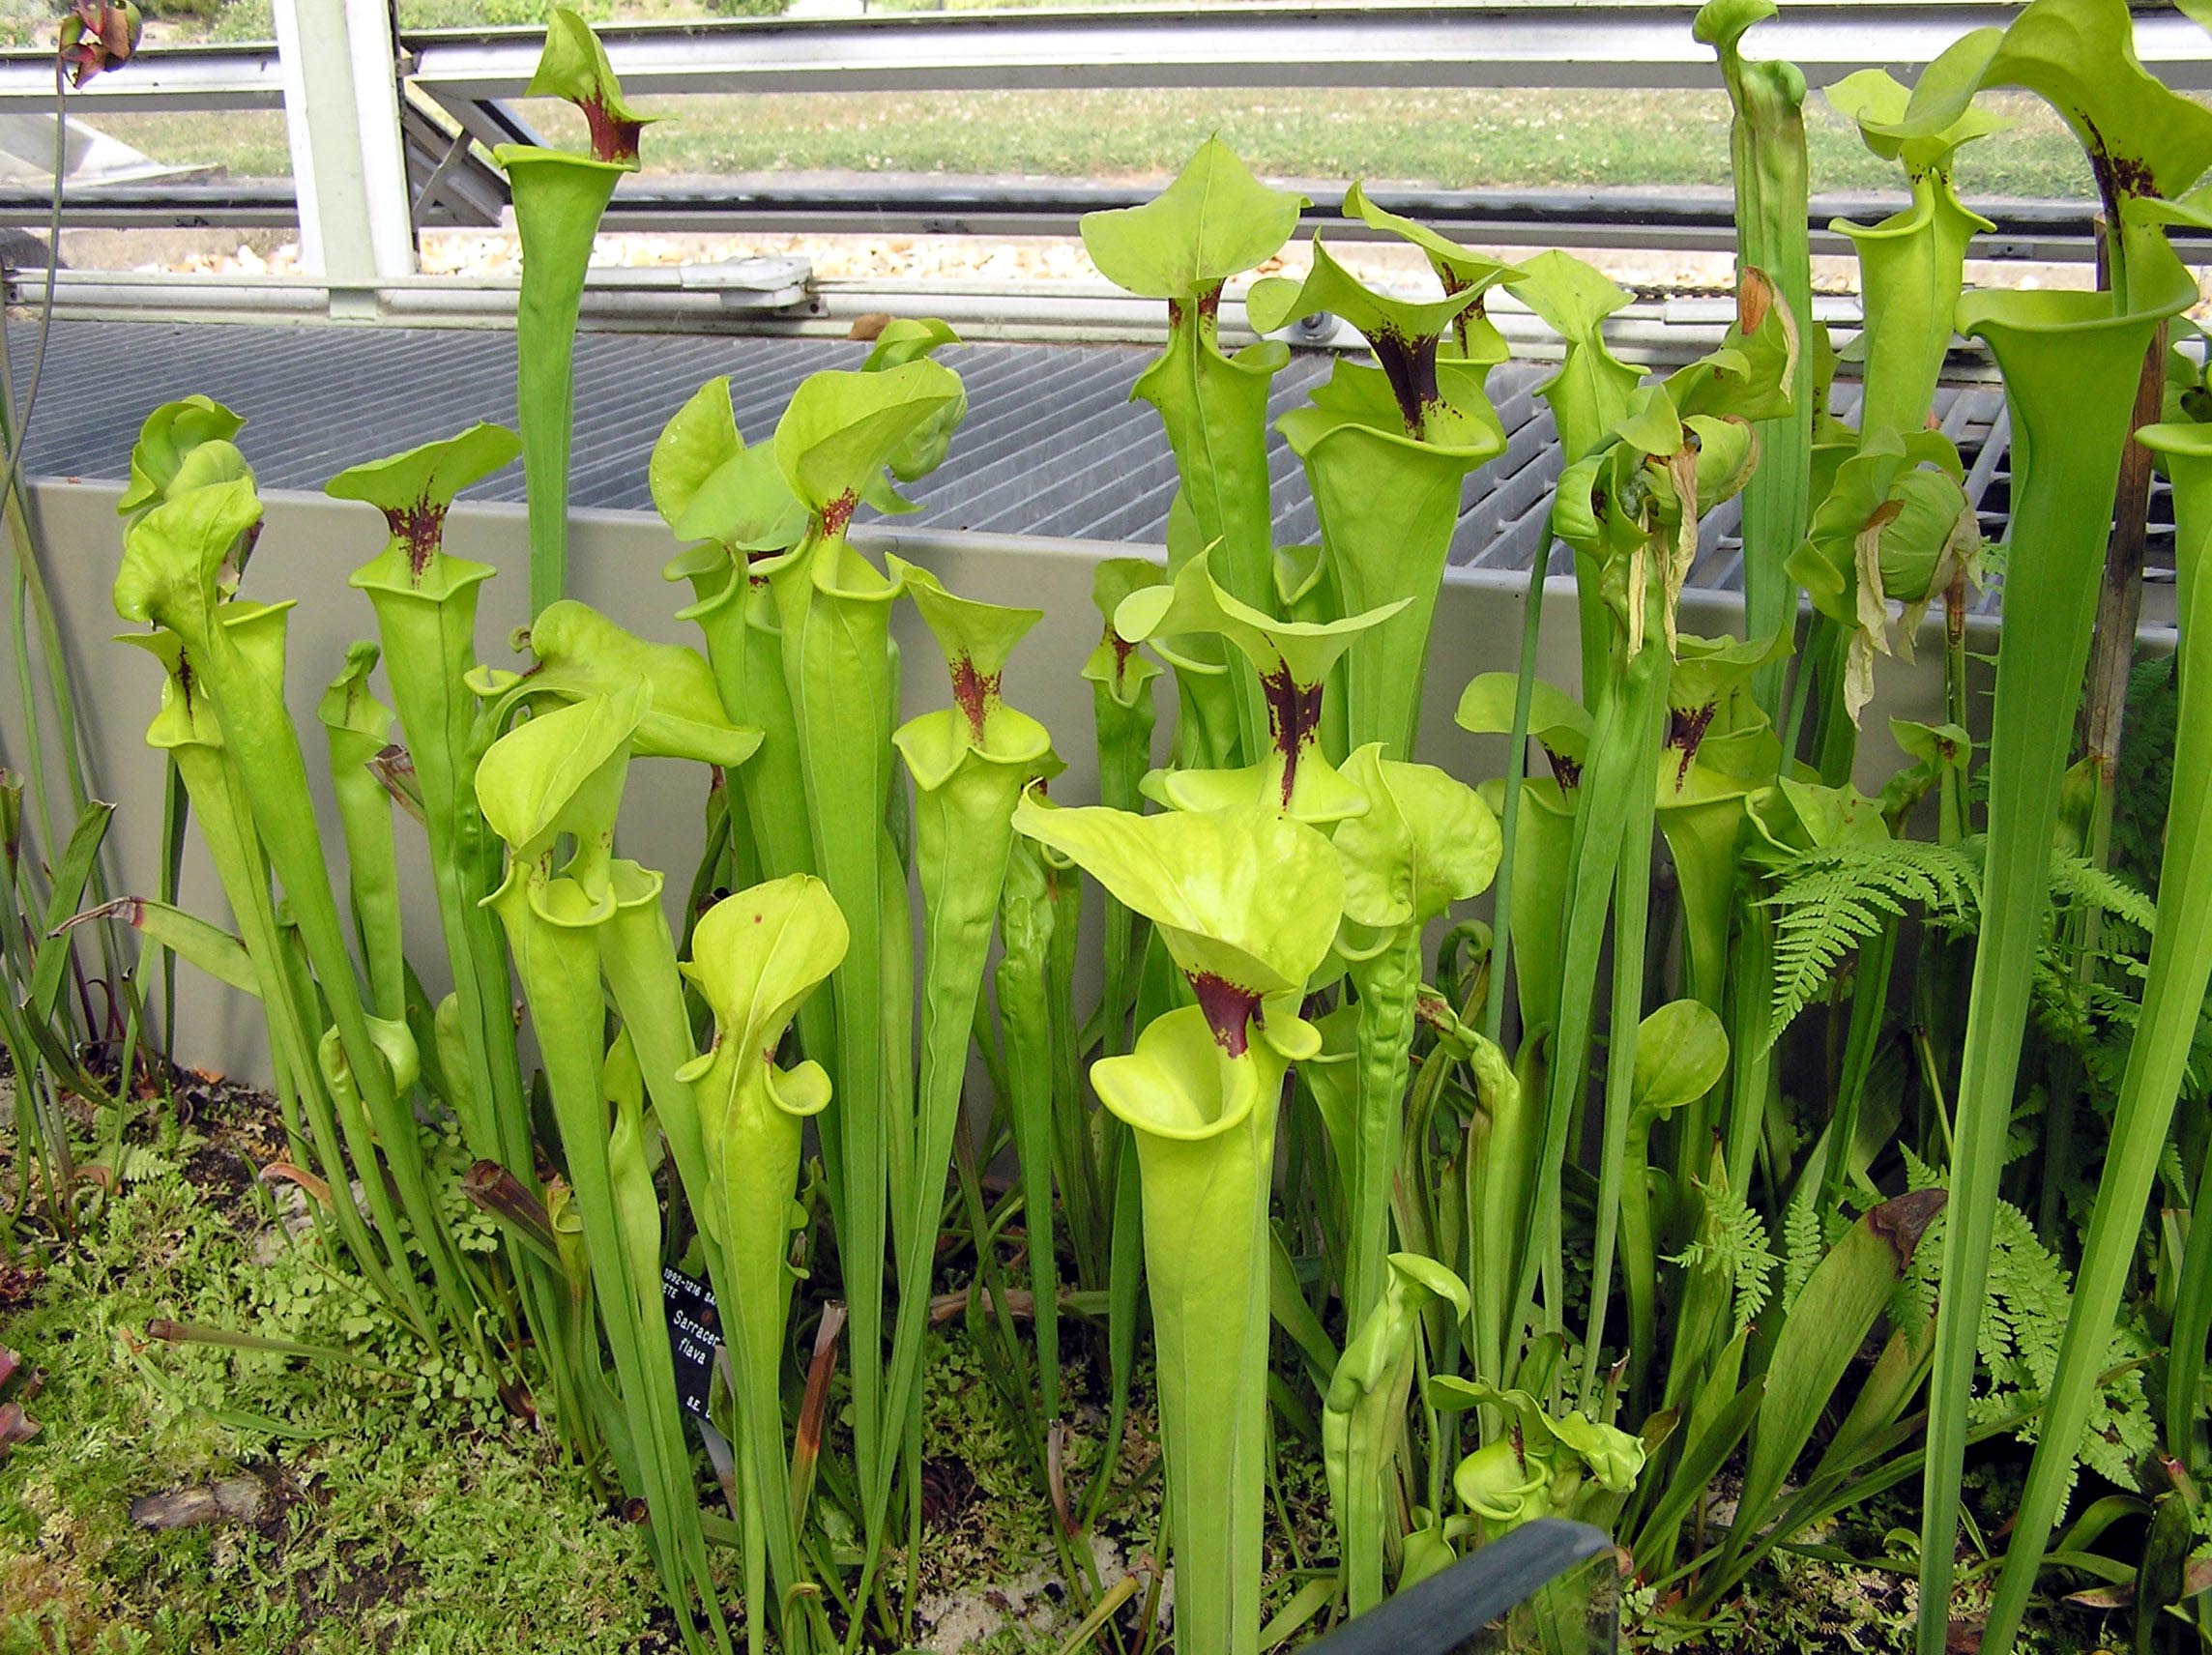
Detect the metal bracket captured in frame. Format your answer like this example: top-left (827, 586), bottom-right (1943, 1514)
top-left (400, 97), bottom-right (504, 229)
top-left (676, 255), bottom-right (814, 311)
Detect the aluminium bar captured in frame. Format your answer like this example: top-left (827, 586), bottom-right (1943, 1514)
top-left (0, 179), bottom-right (298, 228)
top-left (0, 170), bottom-right (2170, 268)
top-left (272, 0), bottom-right (417, 293)
top-left (402, 3), bottom-right (2212, 98)
top-left (0, 44), bottom-right (282, 113)
top-left (586, 178), bottom-right (2164, 263)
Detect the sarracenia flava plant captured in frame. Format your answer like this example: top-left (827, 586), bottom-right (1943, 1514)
top-left (1012, 797), bottom-right (1342, 1655)
top-left (756, 357), bottom-right (963, 1524)
top-left (882, 557), bottom-right (1059, 1543)
top-left (1881, 0), bottom-right (2210, 1632)
top-left (1697, 0), bottom-right (1812, 722)
top-left (476, 684), bottom-right (751, 1655)
top-left (679, 874), bottom-right (847, 1655)
top-left (1250, 237), bottom-right (1508, 760)
top-left (1081, 139), bottom-right (1304, 760)
top-left (113, 470), bottom-right (481, 1350)
top-left (1977, 418), bottom-right (2212, 1647)
top-left (327, 422), bottom-right (531, 1169)
top-left (498, 8), bottom-right (650, 616)
top-left (1325, 1253), bottom-right (1470, 1615)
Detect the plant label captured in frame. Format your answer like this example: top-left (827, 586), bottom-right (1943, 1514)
top-left (661, 1265), bottom-right (720, 1420)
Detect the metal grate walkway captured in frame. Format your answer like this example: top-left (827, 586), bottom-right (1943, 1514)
top-left (8, 318), bottom-right (2122, 607)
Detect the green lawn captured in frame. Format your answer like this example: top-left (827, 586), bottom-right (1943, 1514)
top-left (510, 85), bottom-right (2096, 200)
top-left (79, 83), bottom-right (2097, 205)
top-left (84, 110), bottom-right (295, 180)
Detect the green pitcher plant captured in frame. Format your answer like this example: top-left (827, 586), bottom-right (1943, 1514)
top-left (677, 874), bottom-right (847, 1655)
top-left (881, 556), bottom-right (1060, 1548)
top-left (1012, 796), bottom-right (1342, 1655)
top-left (476, 685), bottom-right (741, 1655)
top-left (648, 377), bottom-right (821, 1021)
top-left (1081, 556), bottom-right (1165, 1059)
top-left (1976, 420), bottom-right (2212, 1651)
top-left (315, 641), bottom-right (404, 1023)
top-left (1904, 129), bottom-right (2198, 1650)
top-left (498, 9), bottom-right (651, 616)
top-left (114, 474), bottom-right (480, 1349)
top-left (1114, 547), bottom-right (1406, 824)
top-left (1504, 250), bottom-right (1645, 701)
top-left (1081, 138), bottom-right (1304, 760)
top-left (324, 420), bottom-right (598, 1435)
top-left (1324, 1251), bottom-right (1470, 1615)
top-left (1250, 238), bottom-right (1508, 761)
top-left (1824, 69), bottom-right (2007, 442)
top-left (1697, 0), bottom-right (1813, 721)
top-left (758, 355), bottom-right (963, 1518)
top-left (115, 595), bottom-right (417, 1321)
top-left (1327, 743), bottom-right (1499, 1330)
top-left (329, 421), bottom-right (528, 1173)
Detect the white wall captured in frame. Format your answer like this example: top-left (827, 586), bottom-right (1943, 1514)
top-left (10, 477), bottom-right (1984, 1084)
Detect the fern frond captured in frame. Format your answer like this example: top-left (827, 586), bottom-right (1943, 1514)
top-left (1760, 837), bottom-right (1982, 1047)
top-left (1670, 1185), bottom-right (1779, 1335)
top-left (2047, 849), bottom-right (2158, 937)
top-left (1780, 1176), bottom-right (1823, 1314)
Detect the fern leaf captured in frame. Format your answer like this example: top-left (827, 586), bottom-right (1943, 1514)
top-left (1760, 837), bottom-right (1981, 1046)
top-left (2047, 850), bottom-right (2158, 937)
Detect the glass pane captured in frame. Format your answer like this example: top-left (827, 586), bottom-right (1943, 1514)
top-left (62, 110), bottom-right (292, 180)
top-left (500, 85), bottom-right (2096, 201)
top-left (4, 108), bottom-right (293, 274)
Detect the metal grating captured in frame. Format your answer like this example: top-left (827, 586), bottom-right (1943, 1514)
top-left (6, 318), bottom-right (2083, 610)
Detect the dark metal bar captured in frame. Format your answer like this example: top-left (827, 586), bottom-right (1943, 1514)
top-left (0, 174), bottom-right (2166, 268)
top-left (1301, 1519), bottom-right (1616, 1655)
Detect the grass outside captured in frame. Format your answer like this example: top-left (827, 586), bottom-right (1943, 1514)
top-left (63, 85), bottom-right (2100, 203)
top-left (3, 0), bottom-right (2110, 207)
top-left (524, 86), bottom-right (2097, 199)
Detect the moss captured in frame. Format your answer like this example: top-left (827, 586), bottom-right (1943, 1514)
top-left (0, 1084), bottom-right (666, 1655)
top-left (3, 1075), bottom-right (2107, 1653)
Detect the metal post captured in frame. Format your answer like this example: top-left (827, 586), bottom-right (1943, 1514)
top-left (271, 0), bottom-right (414, 315)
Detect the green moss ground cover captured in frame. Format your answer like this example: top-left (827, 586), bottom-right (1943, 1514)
top-left (0, 1065), bottom-right (2117, 1653)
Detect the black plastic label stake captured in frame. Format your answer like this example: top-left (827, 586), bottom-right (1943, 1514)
top-left (661, 1265), bottom-right (721, 1420)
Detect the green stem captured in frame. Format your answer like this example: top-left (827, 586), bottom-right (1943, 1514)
top-left (1507, 639), bottom-right (1668, 1366)
top-left (1484, 549), bottom-right (1552, 1046)
top-left (999, 835), bottom-right (1064, 1422)
top-left (491, 869), bottom-right (729, 1655)
top-left (1582, 674), bottom-right (1666, 1404)
top-left (1704, 0), bottom-right (1812, 720)
top-left (759, 528), bottom-right (901, 1514)
top-left (1094, 1008), bottom-right (1292, 1655)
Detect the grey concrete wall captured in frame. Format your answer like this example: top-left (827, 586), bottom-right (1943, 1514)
top-left (7, 476), bottom-right (1976, 1085)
